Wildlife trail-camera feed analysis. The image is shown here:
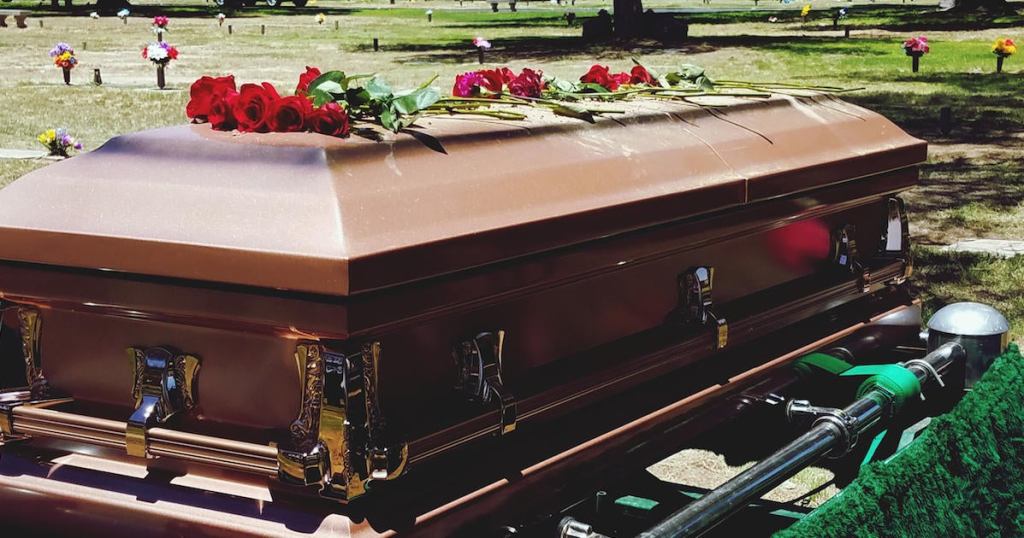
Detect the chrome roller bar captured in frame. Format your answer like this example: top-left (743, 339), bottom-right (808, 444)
top-left (638, 341), bottom-right (965, 538)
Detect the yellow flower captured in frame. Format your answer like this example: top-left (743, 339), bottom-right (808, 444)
top-left (37, 129), bottom-right (56, 145)
top-left (993, 38), bottom-right (1017, 56)
top-left (801, 4), bottom-right (811, 17)
top-left (315, 13), bottom-right (326, 24)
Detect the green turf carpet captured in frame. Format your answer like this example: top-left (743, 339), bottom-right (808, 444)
top-left (776, 344), bottom-right (1024, 538)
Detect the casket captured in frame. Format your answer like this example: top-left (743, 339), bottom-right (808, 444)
top-left (0, 94), bottom-right (924, 514)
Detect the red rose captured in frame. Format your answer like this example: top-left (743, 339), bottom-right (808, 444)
top-left (232, 82), bottom-right (281, 133)
top-left (630, 65), bottom-right (654, 85)
top-left (186, 75), bottom-right (237, 121)
top-left (308, 102), bottom-right (350, 137)
top-left (208, 89), bottom-right (239, 130)
top-left (478, 69), bottom-right (507, 93)
top-left (508, 68), bottom-right (543, 98)
top-left (267, 95), bottom-right (314, 133)
top-left (295, 66), bottom-right (322, 96)
top-left (580, 64), bottom-right (630, 91)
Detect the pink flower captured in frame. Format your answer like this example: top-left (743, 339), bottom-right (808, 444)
top-left (453, 71), bottom-right (487, 97)
top-left (472, 36), bottom-right (491, 49)
top-left (903, 36), bottom-right (929, 54)
top-left (153, 15), bottom-right (169, 28)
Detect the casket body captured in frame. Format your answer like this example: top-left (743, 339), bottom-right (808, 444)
top-left (0, 95), bottom-right (924, 509)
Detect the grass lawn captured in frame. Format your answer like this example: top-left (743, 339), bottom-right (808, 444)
top-left (0, 0), bottom-right (1022, 336)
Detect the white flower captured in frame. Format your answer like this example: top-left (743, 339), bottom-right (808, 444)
top-left (145, 43), bottom-right (168, 61)
top-left (768, 16), bottom-right (778, 22)
top-left (117, 8), bottom-right (130, 18)
top-left (216, 13), bottom-right (226, 20)
top-left (89, 11), bottom-right (99, 19)
top-left (472, 36), bottom-right (491, 49)
top-left (426, 9), bottom-right (433, 14)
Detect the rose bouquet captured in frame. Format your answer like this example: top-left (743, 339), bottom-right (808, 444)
top-left (186, 60), bottom-right (853, 139)
top-left (993, 38), bottom-right (1016, 73)
top-left (142, 42), bottom-right (179, 89)
top-left (37, 128), bottom-right (83, 158)
top-left (49, 42), bottom-right (77, 85)
top-left (187, 68), bottom-right (351, 137)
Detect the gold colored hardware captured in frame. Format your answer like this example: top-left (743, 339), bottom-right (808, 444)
top-left (125, 347), bottom-right (201, 458)
top-left (0, 389), bottom-right (277, 474)
top-left (279, 341), bottom-right (408, 502)
top-left (455, 330), bottom-right (517, 436)
top-left (681, 266), bottom-right (729, 350)
top-left (832, 225), bottom-right (871, 293)
top-left (17, 307), bottom-right (50, 399)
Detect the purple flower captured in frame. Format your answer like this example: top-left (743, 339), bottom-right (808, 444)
top-left (49, 42), bottom-right (74, 57)
top-left (73, 142), bottom-right (83, 150)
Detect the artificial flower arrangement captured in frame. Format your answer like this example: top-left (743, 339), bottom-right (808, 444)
top-left (903, 36), bottom-right (929, 72)
top-left (142, 41), bottom-right (179, 65)
top-left (992, 37), bottom-right (1016, 72)
top-left (800, 4), bottom-right (811, 19)
top-left (216, 13), bottom-right (227, 27)
top-left (117, 8), bottom-right (130, 23)
top-left (903, 36), bottom-right (929, 55)
top-left (315, 13), bottom-right (326, 24)
top-left (142, 41), bottom-right (179, 89)
top-left (187, 61), bottom-right (850, 139)
top-left (90, 11), bottom-right (99, 19)
top-left (49, 42), bottom-right (77, 85)
top-left (37, 128), bottom-right (83, 158)
top-left (153, 15), bottom-right (169, 33)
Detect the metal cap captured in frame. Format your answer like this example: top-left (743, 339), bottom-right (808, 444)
top-left (927, 302), bottom-right (1009, 337)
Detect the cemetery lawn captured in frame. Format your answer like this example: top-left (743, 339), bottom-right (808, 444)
top-left (0, 0), bottom-right (1022, 332)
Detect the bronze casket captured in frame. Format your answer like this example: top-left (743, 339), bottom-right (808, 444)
top-left (0, 95), bottom-right (923, 516)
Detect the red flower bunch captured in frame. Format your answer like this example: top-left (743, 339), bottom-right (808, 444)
top-left (579, 64), bottom-right (655, 91)
top-left (453, 67), bottom-right (545, 98)
top-left (185, 68), bottom-right (350, 137)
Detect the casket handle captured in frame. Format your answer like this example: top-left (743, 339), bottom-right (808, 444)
top-left (680, 266), bottom-right (729, 350)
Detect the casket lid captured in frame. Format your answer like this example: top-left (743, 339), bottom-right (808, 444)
top-left (0, 94), bottom-right (925, 296)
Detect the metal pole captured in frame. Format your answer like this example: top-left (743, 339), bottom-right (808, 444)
top-left (639, 343), bottom-right (963, 538)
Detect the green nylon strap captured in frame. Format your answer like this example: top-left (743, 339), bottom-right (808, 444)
top-left (793, 352), bottom-right (854, 378)
top-left (841, 364), bottom-right (921, 411)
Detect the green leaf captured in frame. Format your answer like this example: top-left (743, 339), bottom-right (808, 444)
top-left (366, 77), bottom-right (393, 100)
top-left (546, 77), bottom-right (579, 93)
top-left (550, 103), bottom-right (596, 123)
top-left (346, 87), bottom-right (372, 108)
top-left (693, 75), bottom-right (715, 91)
top-left (379, 106), bottom-right (397, 132)
top-left (309, 88), bottom-right (334, 107)
top-left (676, 64), bottom-right (706, 80)
top-left (393, 87), bottom-right (441, 115)
top-left (307, 71), bottom-right (347, 94)
top-left (578, 82), bottom-right (610, 94)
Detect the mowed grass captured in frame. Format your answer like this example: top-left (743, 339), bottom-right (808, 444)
top-left (0, 0), bottom-right (1022, 332)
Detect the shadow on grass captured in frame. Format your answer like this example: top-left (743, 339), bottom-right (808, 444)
top-left (382, 33), bottom-right (890, 63)
top-left (911, 247), bottom-right (1024, 335)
